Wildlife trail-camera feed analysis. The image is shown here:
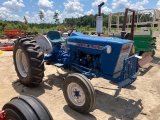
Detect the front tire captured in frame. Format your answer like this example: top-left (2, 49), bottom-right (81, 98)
top-left (63, 73), bottom-right (95, 113)
top-left (13, 37), bottom-right (44, 86)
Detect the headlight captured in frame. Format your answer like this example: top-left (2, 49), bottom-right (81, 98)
top-left (106, 45), bottom-right (112, 54)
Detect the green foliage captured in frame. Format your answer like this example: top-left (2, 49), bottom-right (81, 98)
top-left (85, 25), bottom-right (90, 31)
top-left (39, 10), bottom-right (44, 22)
top-left (0, 13), bottom-right (156, 36)
top-left (103, 26), bottom-right (107, 33)
top-left (53, 11), bottom-right (60, 24)
top-left (4, 24), bottom-right (14, 29)
top-left (32, 26), bottom-right (38, 32)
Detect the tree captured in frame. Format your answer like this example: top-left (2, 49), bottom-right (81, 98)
top-left (103, 26), bottom-right (107, 33)
top-left (4, 24), bottom-right (14, 29)
top-left (23, 16), bottom-right (28, 24)
top-left (85, 25), bottom-right (90, 31)
top-left (39, 10), bottom-right (44, 23)
top-left (39, 10), bottom-right (45, 30)
top-left (53, 11), bottom-right (60, 24)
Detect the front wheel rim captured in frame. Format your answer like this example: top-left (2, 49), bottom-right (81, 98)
top-left (16, 49), bottom-right (28, 78)
top-left (67, 83), bottom-right (85, 106)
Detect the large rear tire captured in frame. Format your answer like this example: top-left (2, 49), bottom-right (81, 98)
top-left (13, 37), bottom-right (44, 86)
top-left (2, 95), bottom-right (53, 120)
top-left (63, 73), bottom-right (96, 113)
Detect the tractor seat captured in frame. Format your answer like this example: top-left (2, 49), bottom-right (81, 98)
top-left (47, 30), bottom-right (65, 44)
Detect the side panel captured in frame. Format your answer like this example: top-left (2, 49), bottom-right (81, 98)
top-left (100, 44), bottom-right (122, 75)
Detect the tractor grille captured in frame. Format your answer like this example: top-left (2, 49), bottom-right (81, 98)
top-left (113, 43), bottom-right (133, 78)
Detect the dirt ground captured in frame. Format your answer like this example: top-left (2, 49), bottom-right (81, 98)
top-left (0, 37), bottom-right (160, 120)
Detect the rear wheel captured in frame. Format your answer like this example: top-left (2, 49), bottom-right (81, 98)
top-left (63, 73), bottom-right (95, 113)
top-left (2, 95), bottom-right (53, 120)
top-left (13, 37), bottom-right (44, 86)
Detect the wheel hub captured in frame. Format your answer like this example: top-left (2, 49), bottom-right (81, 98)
top-left (16, 49), bottom-right (28, 78)
top-left (67, 83), bottom-right (85, 106)
top-left (73, 90), bottom-right (81, 97)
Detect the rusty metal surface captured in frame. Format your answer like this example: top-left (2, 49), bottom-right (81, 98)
top-left (122, 8), bottom-right (135, 40)
top-left (138, 53), bottom-right (153, 67)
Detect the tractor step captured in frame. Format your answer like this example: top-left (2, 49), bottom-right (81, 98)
top-left (54, 63), bottom-right (64, 67)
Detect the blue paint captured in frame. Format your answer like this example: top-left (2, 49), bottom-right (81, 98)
top-left (44, 31), bottom-right (139, 88)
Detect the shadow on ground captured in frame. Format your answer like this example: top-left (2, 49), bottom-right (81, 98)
top-left (12, 79), bottom-right (52, 97)
top-left (94, 89), bottom-right (143, 119)
top-left (12, 68), bottom-right (72, 97)
top-left (151, 56), bottom-right (160, 65)
top-left (138, 56), bottom-right (160, 76)
top-left (63, 105), bottom-right (96, 120)
top-left (138, 65), bottom-right (153, 76)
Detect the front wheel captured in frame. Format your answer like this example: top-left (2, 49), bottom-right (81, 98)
top-left (63, 73), bottom-right (96, 113)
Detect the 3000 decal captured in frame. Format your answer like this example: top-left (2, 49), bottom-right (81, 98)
top-left (67, 42), bottom-right (104, 50)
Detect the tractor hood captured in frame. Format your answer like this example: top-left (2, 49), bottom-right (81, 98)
top-left (66, 32), bottom-right (133, 56)
top-left (66, 32), bottom-right (134, 76)
top-left (66, 32), bottom-right (133, 46)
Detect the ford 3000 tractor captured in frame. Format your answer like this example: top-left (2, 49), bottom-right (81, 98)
top-left (13, 29), bottom-right (139, 113)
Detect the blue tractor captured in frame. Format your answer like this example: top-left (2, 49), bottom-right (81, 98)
top-left (13, 30), bottom-right (139, 113)
top-left (13, 7), bottom-right (140, 113)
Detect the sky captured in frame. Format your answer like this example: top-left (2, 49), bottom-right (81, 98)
top-left (0, 0), bottom-right (159, 23)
